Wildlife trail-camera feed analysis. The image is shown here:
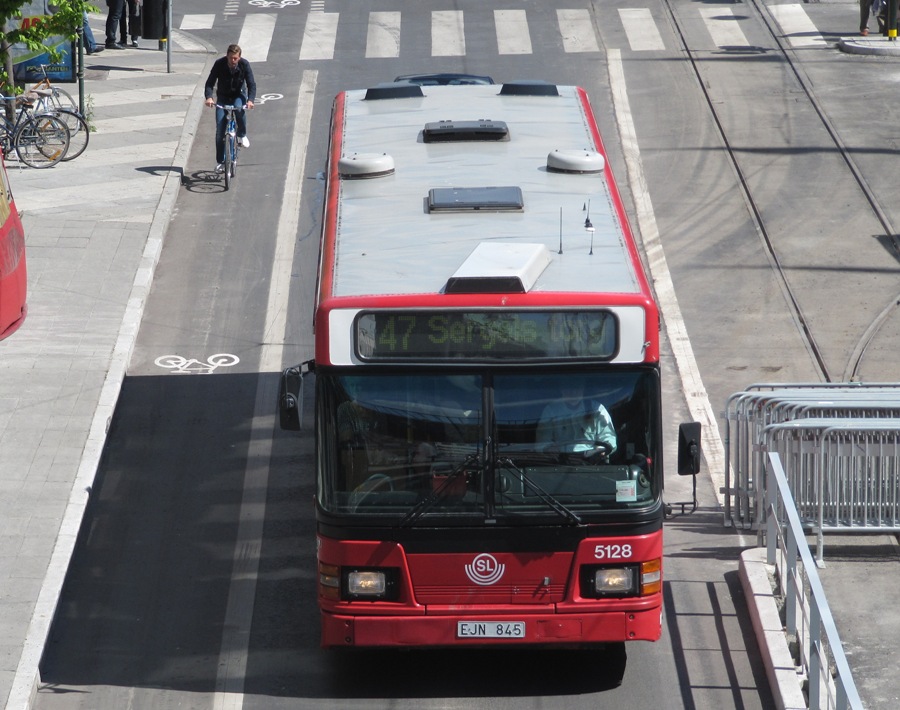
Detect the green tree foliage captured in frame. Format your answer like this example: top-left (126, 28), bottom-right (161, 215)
top-left (0, 0), bottom-right (93, 93)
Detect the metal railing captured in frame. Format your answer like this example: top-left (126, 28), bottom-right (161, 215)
top-left (761, 419), bottom-right (900, 564)
top-left (764, 452), bottom-right (864, 710)
top-left (723, 383), bottom-right (900, 529)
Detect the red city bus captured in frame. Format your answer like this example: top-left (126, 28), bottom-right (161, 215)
top-left (0, 150), bottom-right (26, 340)
top-left (280, 80), bottom-right (700, 649)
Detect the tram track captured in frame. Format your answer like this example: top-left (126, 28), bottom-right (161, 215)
top-left (660, 0), bottom-right (900, 383)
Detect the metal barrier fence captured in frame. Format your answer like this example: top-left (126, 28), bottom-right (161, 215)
top-left (762, 418), bottom-right (900, 564)
top-left (723, 383), bottom-right (900, 529)
top-left (764, 453), bottom-right (864, 710)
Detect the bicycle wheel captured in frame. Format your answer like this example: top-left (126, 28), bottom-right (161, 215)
top-left (14, 114), bottom-right (69, 168)
top-left (52, 109), bottom-right (89, 161)
top-left (224, 133), bottom-right (234, 190)
top-left (50, 87), bottom-right (79, 114)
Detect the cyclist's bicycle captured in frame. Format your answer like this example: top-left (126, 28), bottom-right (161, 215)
top-left (216, 104), bottom-right (244, 190)
top-left (0, 96), bottom-right (70, 168)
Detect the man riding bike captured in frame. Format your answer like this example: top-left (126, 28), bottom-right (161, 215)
top-left (204, 44), bottom-right (257, 173)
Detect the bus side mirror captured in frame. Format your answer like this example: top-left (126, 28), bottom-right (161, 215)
top-left (677, 422), bottom-right (701, 476)
top-left (279, 367), bottom-right (302, 431)
top-left (279, 362), bottom-right (313, 431)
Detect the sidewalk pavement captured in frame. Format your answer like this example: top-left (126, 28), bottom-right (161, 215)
top-left (0, 25), bottom-right (215, 710)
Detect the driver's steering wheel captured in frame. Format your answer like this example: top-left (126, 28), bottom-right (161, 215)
top-left (349, 473), bottom-right (394, 511)
top-left (544, 440), bottom-right (612, 464)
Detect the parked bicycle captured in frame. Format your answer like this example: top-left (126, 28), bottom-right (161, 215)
top-left (24, 65), bottom-right (89, 161)
top-left (28, 65), bottom-right (79, 113)
top-left (216, 104), bottom-right (244, 190)
top-left (0, 96), bottom-right (70, 168)
top-left (25, 88), bottom-right (89, 161)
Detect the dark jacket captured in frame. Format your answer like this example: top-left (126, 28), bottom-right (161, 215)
top-left (204, 56), bottom-right (257, 104)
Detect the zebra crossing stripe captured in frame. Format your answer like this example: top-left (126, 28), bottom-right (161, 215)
top-left (180, 14), bottom-right (215, 31)
top-left (300, 12), bottom-right (339, 60)
top-left (618, 8), bottom-right (665, 52)
top-left (699, 7), bottom-right (751, 49)
top-left (495, 9), bottom-right (532, 55)
top-left (183, 5), bottom-right (831, 60)
top-left (367, 11), bottom-right (401, 58)
top-left (432, 10), bottom-right (465, 56)
top-left (239, 13), bottom-right (276, 62)
top-left (557, 9), bottom-right (600, 52)
top-left (768, 3), bottom-right (826, 48)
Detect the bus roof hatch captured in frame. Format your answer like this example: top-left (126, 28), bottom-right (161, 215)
top-left (444, 242), bottom-right (552, 294)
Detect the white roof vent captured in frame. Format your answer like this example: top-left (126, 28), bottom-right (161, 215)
top-left (339, 152), bottom-right (395, 179)
top-left (444, 242), bottom-right (552, 294)
top-left (547, 149), bottom-right (604, 174)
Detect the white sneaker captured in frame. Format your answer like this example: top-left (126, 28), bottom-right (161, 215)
top-left (240, 135), bottom-right (250, 148)
top-left (216, 163), bottom-right (224, 173)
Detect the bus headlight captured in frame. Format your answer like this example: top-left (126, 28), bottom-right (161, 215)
top-left (343, 567), bottom-right (400, 601)
top-left (580, 565), bottom-right (639, 598)
top-left (594, 567), bottom-right (635, 595)
top-left (347, 571), bottom-right (386, 596)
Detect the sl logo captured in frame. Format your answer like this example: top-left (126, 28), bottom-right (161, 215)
top-left (465, 553), bottom-right (505, 586)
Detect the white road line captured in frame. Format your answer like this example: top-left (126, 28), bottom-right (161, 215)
top-left (495, 9), bottom-right (532, 55)
top-left (366, 11), bottom-right (401, 58)
top-left (557, 9), bottom-right (600, 52)
top-left (432, 10), bottom-right (465, 56)
top-left (699, 7), bottom-right (751, 49)
top-left (299, 12), bottom-right (339, 60)
top-left (618, 8), bottom-right (665, 52)
top-left (262, 70), bottom-right (317, 374)
top-left (180, 13), bottom-right (215, 30)
top-left (606, 48), bottom-right (727, 508)
top-left (768, 4), bottom-right (826, 48)
top-left (212, 72), bottom-right (317, 710)
top-left (239, 13), bottom-right (276, 63)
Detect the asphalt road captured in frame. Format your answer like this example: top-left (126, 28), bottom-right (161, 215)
top-left (34, 0), bottom-right (900, 707)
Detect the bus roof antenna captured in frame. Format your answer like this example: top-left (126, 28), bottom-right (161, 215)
top-left (585, 199), bottom-right (595, 255)
top-left (558, 207), bottom-right (563, 254)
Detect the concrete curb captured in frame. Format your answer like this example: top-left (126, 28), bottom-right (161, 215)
top-left (838, 35), bottom-right (900, 56)
top-left (739, 548), bottom-right (807, 710)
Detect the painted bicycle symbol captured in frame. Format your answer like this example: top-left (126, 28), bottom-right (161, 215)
top-left (154, 353), bottom-right (240, 374)
top-left (255, 93), bottom-right (283, 105)
top-left (248, 0), bottom-right (299, 7)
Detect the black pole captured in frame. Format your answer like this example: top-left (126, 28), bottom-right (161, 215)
top-left (75, 24), bottom-right (85, 115)
top-left (890, 0), bottom-right (898, 40)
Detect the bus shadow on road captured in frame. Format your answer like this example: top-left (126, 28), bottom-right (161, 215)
top-left (322, 645), bottom-right (627, 698)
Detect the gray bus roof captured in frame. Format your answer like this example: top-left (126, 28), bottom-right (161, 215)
top-left (328, 83), bottom-right (644, 300)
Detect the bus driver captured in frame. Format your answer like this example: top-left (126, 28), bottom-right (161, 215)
top-left (536, 381), bottom-right (617, 460)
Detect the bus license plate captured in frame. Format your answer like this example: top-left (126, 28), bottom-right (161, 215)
top-left (457, 621), bottom-right (525, 639)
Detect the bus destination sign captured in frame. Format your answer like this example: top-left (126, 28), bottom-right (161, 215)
top-left (355, 310), bottom-right (617, 361)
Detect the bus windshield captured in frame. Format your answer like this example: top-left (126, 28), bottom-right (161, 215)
top-left (317, 370), bottom-right (660, 520)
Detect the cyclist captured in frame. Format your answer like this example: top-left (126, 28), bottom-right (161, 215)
top-left (204, 44), bottom-right (257, 173)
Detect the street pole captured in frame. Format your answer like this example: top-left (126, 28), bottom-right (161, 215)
top-left (166, 0), bottom-right (172, 72)
top-left (75, 25), bottom-right (85, 115)
top-left (891, 0), bottom-right (898, 39)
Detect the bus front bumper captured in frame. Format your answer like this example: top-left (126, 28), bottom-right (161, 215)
top-left (321, 606), bottom-right (661, 648)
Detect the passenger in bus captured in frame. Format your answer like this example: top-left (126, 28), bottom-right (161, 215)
top-left (536, 382), bottom-right (617, 460)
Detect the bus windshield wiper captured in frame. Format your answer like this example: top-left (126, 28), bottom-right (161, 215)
top-left (496, 456), bottom-right (583, 526)
top-left (399, 453), bottom-right (481, 527)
